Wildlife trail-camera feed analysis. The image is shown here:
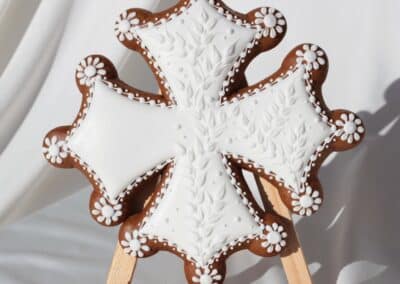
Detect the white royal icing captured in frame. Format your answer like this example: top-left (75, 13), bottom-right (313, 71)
top-left (68, 81), bottom-right (179, 200)
top-left (65, 0), bottom-right (341, 268)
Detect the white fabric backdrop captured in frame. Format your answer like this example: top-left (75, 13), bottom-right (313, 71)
top-left (0, 0), bottom-right (399, 283)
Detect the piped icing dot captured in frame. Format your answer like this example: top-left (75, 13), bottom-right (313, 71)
top-left (335, 113), bottom-right (364, 144)
top-left (129, 239), bottom-right (142, 252)
top-left (299, 195), bottom-right (313, 208)
top-left (121, 230), bottom-right (150, 257)
top-left (343, 121), bottom-right (357, 134)
top-left (84, 65), bottom-right (97, 78)
top-left (266, 231), bottom-right (282, 244)
top-left (192, 268), bottom-right (222, 284)
top-left (264, 14), bottom-right (277, 28)
top-left (199, 274), bottom-right (212, 284)
top-left (291, 187), bottom-right (322, 216)
top-left (296, 45), bottom-right (325, 71)
top-left (261, 223), bottom-right (287, 253)
top-left (91, 197), bottom-right (122, 225)
top-left (48, 144), bottom-right (60, 157)
top-left (303, 50), bottom-right (317, 64)
top-left (101, 205), bottom-right (115, 218)
top-left (118, 19), bottom-right (131, 33)
top-left (254, 7), bottom-right (285, 38)
top-left (76, 57), bottom-right (106, 86)
top-left (42, 136), bottom-right (68, 164)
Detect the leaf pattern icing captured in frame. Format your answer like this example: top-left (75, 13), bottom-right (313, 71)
top-left (222, 68), bottom-right (332, 191)
top-left (135, 2), bottom-right (256, 105)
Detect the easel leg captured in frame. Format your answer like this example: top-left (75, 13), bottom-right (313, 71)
top-left (259, 177), bottom-right (313, 284)
top-left (107, 243), bottom-right (137, 284)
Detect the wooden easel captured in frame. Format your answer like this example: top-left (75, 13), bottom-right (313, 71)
top-left (106, 178), bottom-right (313, 284)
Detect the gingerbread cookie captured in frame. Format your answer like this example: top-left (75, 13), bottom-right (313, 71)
top-left (42, 0), bottom-right (365, 282)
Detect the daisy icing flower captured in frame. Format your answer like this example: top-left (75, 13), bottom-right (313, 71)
top-left (335, 113), bottom-right (365, 144)
top-left (192, 267), bottom-right (222, 284)
top-left (296, 44), bottom-right (326, 71)
top-left (91, 198), bottom-right (122, 225)
top-left (261, 223), bottom-right (287, 253)
top-left (121, 230), bottom-right (150, 257)
top-left (76, 57), bottom-right (106, 87)
top-left (291, 186), bottom-right (322, 216)
top-left (42, 136), bottom-right (68, 164)
top-left (254, 7), bottom-right (286, 38)
top-left (115, 11), bottom-right (140, 41)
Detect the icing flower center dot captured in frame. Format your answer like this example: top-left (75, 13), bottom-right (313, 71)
top-left (343, 121), bottom-right (357, 134)
top-left (299, 195), bottom-right (313, 208)
top-left (199, 274), bottom-right (213, 284)
top-left (118, 20), bottom-right (131, 33)
top-left (129, 239), bottom-right (142, 252)
top-left (84, 66), bottom-right (97, 78)
top-left (267, 231), bottom-right (282, 244)
top-left (48, 144), bottom-right (60, 156)
top-left (101, 205), bottom-right (115, 218)
top-left (264, 14), bottom-right (277, 28)
top-left (304, 50), bottom-right (317, 63)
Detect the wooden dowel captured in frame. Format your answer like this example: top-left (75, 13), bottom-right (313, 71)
top-left (107, 243), bottom-right (137, 284)
top-left (107, 175), bottom-right (158, 284)
top-left (259, 178), bottom-right (313, 284)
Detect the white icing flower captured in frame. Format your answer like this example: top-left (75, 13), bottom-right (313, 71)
top-left (261, 223), bottom-right (287, 253)
top-left (296, 45), bottom-right (326, 71)
top-left (335, 113), bottom-right (365, 144)
top-left (254, 7), bottom-right (285, 38)
top-left (192, 267), bottom-right (222, 284)
top-left (291, 186), bottom-right (322, 216)
top-left (121, 230), bottom-right (150, 257)
top-left (115, 11), bottom-right (139, 41)
top-left (42, 136), bottom-right (68, 164)
top-left (76, 57), bottom-right (106, 87)
top-left (91, 197), bottom-right (122, 225)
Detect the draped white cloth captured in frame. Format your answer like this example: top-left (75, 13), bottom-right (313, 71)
top-left (0, 0), bottom-right (399, 283)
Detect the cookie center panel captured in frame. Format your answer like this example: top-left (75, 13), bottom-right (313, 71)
top-left (221, 68), bottom-right (333, 191)
top-left (141, 153), bottom-right (262, 267)
top-left (136, 0), bottom-right (257, 106)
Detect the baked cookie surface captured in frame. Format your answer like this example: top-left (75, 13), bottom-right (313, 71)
top-left (43, 1), bottom-right (365, 282)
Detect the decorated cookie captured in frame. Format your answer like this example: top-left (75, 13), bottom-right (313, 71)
top-left (43, 0), bottom-right (365, 283)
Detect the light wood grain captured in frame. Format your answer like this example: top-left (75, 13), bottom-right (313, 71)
top-left (260, 178), bottom-right (313, 284)
top-left (107, 243), bottom-right (137, 284)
